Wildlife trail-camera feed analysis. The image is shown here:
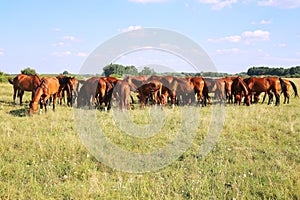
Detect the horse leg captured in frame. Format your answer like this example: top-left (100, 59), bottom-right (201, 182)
top-left (13, 88), bottom-right (18, 104)
top-left (19, 90), bottom-right (24, 105)
top-left (52, 95), bottom-right (57, 111)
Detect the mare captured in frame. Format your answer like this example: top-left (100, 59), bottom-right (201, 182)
top-left (94, 77), bottom-right (119, 111)
top-left (29, 77), bottom-right (59, 115)
top-left (136, 80), bottom-right (162, 108)
top-left (56, 75), bottom-right (78, 107)
top-left (261, 78), bottom-right (298, 104)
top-left (244, 77), bottom-right (285, 106)
top-left (188, 76), bottom-right (209, 107)
top-left (231, 77), bottom-right (251, 106)
top-left (8, 74), bottom-right (41, 105)
top-left (113, 80), bottom-right (131, 111)
top-left (77, 77), bottom-right (101, 108)
top-left (203, 78), bottom-right (226, 104)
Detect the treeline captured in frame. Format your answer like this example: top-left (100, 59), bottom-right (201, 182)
top-left (247, 66), bottom-right (300, 77)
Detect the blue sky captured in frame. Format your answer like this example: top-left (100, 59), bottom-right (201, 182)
top-left (0, 0), bottom-right (300, 74)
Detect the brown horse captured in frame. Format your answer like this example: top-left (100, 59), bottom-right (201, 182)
top-left (113, 80), bottom-right (131, 111)
top-left (231, 77), bottom-right (251, 106)
top-left (29, 77), bottom-right (59, 115)
top-left (77, 77), bottom-right (101, 108)
top-left (94, 77), bottom-right (119, 111)
top-left (56, 75), bottom-right (78, 107)
top-left (8, 74), bottom-right (41, 105)
top-left (261, 78), bottom-right (298, 104)
top-left (244, 77), bottom-right (283, 106)
top-left (188, 76), bottom-right (209, 106)
top-left (204, 78), bottom-right (226, 104)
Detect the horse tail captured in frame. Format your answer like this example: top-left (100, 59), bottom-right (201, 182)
top-left (289, 80), bottom-right (299, 97)
top-left (8, 77), bottom-right (14, 85)
top-left (279, 78), bottom-right (287, 94)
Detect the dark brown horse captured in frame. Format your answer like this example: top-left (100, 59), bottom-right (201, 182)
top-left (231, 77), bottom-right (251, 106)
top-left (8, 74), bottom-right (41, 105)
top-left (56, 75), bottom-right (78, 107)
top-left (29, 77), bottom-right (59, 115)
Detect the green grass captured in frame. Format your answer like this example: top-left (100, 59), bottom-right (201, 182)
top-left (0, 80), bottom-right (299, 199)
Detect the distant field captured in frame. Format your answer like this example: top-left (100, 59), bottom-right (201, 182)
top-left (0, 79), bottom-right (299, 199)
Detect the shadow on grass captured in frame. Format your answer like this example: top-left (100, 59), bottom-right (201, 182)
top-left (8, 108), bottom-right (28, 117)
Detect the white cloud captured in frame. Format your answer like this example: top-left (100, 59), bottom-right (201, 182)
top-left (53, 28), bottom-right (61, 32)
top-left (216, 48), bottom-right (241, 54)
top-left (51, 42), bottom-right (65, 47)
top-left (129, 0), bottom-right (168, 3)
top-left (0, 49), bottom-right (4, 56)
top-left (62, 36), bottom-right (79, 42)
top-left (52, 51), bottom-right (88, 57)
top-left (208, 30), bottom-right (270, 44)
top-left (258, 0), bottom-right (300, 9)
top-left (277, 43), bottom-right (287, 47)
top-left (120, 25), bottom-right (143, 32)
top-left (52, 51), bottom-right (72, 57)
top-left (251, 19), bottom-right (272, 25)
top-left (199, 0), bottom-right (238, 10)
top-left (76, 52), bottom-right (88, 57)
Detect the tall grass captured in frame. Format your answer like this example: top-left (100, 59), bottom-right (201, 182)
top-left (0, 79), bottom-right (299, 199)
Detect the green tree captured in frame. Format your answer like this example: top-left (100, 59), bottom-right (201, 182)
top-left (21, 67), bottom-right (37, 75)
top-left (63, 70), bottom-right (69, 75)
top-left (139, 66), bottom-right (156, 76)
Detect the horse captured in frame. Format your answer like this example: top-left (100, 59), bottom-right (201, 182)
top-left (56, 75), bottom-right (76, 107)
top-left (231, 77), bottom-right (251, 106)
top-left (188, 76), bottom-right (209, 107)
top-left (29, 77), bottom-right (59, 115)
top-left (8, 74), bottom-right (41, 105)
top-left (203, 78), bottom-right (226, 104)
top-left (244, 77), bottom-right (284, 106)
top-left (94, 77), bottom-right (119, 111)
top-left (77, 77), bottom-right (101, 108)
top-left (136, 80), bottom-right (162, 108)
top-left (113, 80), bottom-right (131, 111)
top-left (261, 78), bottom-right (298, 104)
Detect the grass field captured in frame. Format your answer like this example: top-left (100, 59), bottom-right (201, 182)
top-left (0, 79), bottom-right (299, 199)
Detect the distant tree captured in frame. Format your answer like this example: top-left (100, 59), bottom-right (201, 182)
top-left (21, 67), bottom-right (36, 75)
top-left (103, 63), bottom-right (138, 77)
top-left (139, 66), bottom-right (156, 76)
top-left (63, 70), bottom-right (69, 75)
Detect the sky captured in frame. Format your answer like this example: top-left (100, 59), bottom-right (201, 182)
top-left (0, 0), bottom-right (300, 74)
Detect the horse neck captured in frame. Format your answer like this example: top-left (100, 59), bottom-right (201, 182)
top-left (239, 79), bottom-right (249, 95)
top-left (32, 86), bottom-right (43, 103)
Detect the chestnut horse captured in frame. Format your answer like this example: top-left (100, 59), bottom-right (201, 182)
top-left (113, 80), bottom-right (131, 111)
top-left (29, 77), bottom-right (59, 115)
top-left (8, 74), bottom-right (41, 105)
top-left (261, 78), bottom-right (298, 104)
top-left (244, 77), bottom-right (285, 106)
top-left (56, 75), bottom-right (78, 107)
top-left (204, 78), bottom-right (226, 104)
top-left (94, 77), bottom-right (119, 111)
top-left (77, 77), bottom-right (101, 108)
top-left (188, 76), bottom-right (209, 107)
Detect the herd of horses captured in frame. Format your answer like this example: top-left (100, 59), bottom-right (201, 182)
top-left (7, 74), bottom-right (299, 115)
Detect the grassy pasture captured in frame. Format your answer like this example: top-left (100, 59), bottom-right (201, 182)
top-left (0, 79), bottom-right (299, 199)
